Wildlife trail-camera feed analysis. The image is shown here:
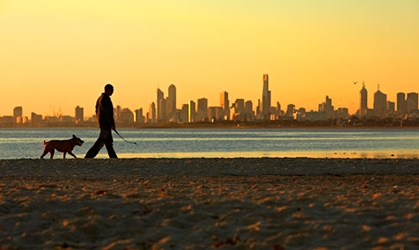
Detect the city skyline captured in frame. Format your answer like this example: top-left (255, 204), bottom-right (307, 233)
top-left (2, 1), bottom-right (419, 117)
top-left (2, 76), bottom-right (418, 123)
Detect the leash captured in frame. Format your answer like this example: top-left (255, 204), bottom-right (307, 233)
top-left (114, 130), bottom-right (138, 145)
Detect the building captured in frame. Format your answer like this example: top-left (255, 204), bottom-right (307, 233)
top-left (373, 87), bottom-right (387, 118)
top-left (75, 106), bottom-right (84, 123)
top-left (245, 101), bottom-right (254, 121)
top-left (275, 102), bottom-right (282, 119)
top-left (135, 108), bottom-right (145, 124)
top-left (197, 98), bottom-right (208, 121)
top-left (60, 116), bottom-right (73, 123)
top-left (188, 100), bottom-right (196, 123)
top-left (220, 91), bottom-right (229, 121)
top-left (260, 74), bottom-right (271, 120)
top-left (318, 96), bottom-right (334, 119)
top-left (359, 82), bottom-right (368, 118)
top-left (115, 105), bottom-right (121, 122)
top-left (159, 98), bottom-right (167, 122)
top-left (157, 88), bottom-right (164, 122)
top-left (120, 108), bottom-right (134, 124)
top-left (232, 99), bottom-right (245, 121)
top-left (31, 112), bottom-right (43, 126)
top-left (148, 102), bottom-right (156, 124)
top-left (179, 104), bottom-right (189, 123)
top-left (386, 101), bottom-right (395, 115)
top-left (336, 108), bottom-right (349, 119)
top-left (208, 106), bottom-right (224, 122)
top-left (167, 84), bottom-right (176, 120)
top-left (0, 116), bottom-right (14, 126)
top-left (285, 104), bottom-right (295, 119)
top-left (13, 106), bottom-right (23, 124)
top-left (406, 92), bottom-right (418, 114)
top-left (397, 92), bottom-right (407, 114)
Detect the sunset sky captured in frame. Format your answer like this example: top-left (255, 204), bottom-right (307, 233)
top-left (1, 1), bottom-right (419, 118)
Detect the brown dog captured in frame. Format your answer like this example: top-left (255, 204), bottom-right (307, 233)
top-left (40, 134), bottom-right (84, 159)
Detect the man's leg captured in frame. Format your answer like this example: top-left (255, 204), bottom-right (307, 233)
top-left (105, 131), bottom-right (118, 158)
top-left (105, 143), bottom-right (118, 158)
top-left (85, 130), bottom-right (107, 158)
top-left (84, 138), bottom-right (104, 158)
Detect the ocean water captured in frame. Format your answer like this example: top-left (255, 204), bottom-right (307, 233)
top-left (1, 128), bottom-right (419, 159)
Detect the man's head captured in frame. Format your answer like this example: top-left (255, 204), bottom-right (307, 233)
top-left (104, 84), bottom-right (114, 95)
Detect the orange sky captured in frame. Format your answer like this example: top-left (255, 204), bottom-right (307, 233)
top-left (1, 1), bottom-right (419, 117)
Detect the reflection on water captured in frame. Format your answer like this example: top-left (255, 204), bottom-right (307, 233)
top-left (1, 128), bottom-right (419, 159)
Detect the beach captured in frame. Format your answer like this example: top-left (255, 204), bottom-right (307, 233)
top-left (1, 158), bottom-right (419, 249)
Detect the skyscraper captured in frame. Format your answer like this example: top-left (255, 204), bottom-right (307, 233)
top-left (286, 104), bottom-right (295, 118)
top-left (220, 91), bottom-right (229, 120)
top-left (167, 84), bottom-right (176, 119)
top-left (159, 98), bottom-right (167, 122)
top-left (387, 101), bottom-right (395, 113)
top-left (406, 92), bottom-right (418, 113)
top-left (188, 100), bottom-right (196, 123)
top-left (135, 108), bottom-right (144, 123)
top-left (157, 88), bottom-right (164, 122)
top-left (148, 102), bottom-right (156, 123)
top-left (75, 106), bottom-right (84, 123)
top-left (245, 100), bottom-right (254, 121)
top-left (397, 92), bottom-right (407, 114)
top-left (319, 96), bottom-right (334, 119)
top-left (359, 82), bottom-right (368, 117)
top-left (197, 98), bottom-right (208, 121)
top-left (13, 106), bottom-right (22, 124)
top-left (233, 99), bottom-right (245, 115)
top-left (373, 86), bottom-right (387, 118)
top-left (260, 74), bottom-right (271, 120)
top-left (115, 105), bottom-right (121, 122)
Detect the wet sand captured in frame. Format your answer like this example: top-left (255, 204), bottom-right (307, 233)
top-left (1, 158), bottom-right (419, 249)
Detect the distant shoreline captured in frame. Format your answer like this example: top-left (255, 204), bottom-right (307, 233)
top-left (1, 124), bottom-right (419, 129)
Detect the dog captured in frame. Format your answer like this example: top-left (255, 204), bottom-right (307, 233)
top-left (40, 134), bottom-right (84, 159)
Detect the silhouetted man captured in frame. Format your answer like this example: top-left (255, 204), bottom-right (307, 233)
top-left (85, 84), bottom-right (118, 158)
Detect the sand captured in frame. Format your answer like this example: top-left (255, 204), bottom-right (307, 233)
top-left (1, 158), bottom-right (419, 249)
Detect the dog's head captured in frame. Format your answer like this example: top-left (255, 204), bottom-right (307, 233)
top-left (72, 134), bottom-right (84, 147)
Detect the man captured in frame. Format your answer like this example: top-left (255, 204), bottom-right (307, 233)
top-left (85, 84), bottom-right (118, 158)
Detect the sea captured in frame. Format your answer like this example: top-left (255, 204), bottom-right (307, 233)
top-left (1, 127), bottom-right (419, 159)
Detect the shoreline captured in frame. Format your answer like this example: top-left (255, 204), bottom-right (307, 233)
top-left (1, 158), bottom-right (419, 249)
top-left (2, 125), bottom-right (419, 129)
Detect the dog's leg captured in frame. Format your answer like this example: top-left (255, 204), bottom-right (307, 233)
top-left (40, 150), bottom-right (48, 159)
top-left (50, 150), bottom-right (55, 159)
top-left (63, 152), bottom-right (66, 159)
top-left (68, 152), bottom-right (77, 159)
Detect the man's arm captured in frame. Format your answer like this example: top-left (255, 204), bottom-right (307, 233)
top-left (103, 96), bottom-right (116, 128)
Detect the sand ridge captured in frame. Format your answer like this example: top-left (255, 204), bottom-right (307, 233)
top-left (1, 158), bottom-right (419, 249)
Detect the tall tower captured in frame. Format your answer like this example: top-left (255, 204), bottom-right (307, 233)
top-left (167, 84), bottom-right (176, 118)
top-left (261, 74), bottom-right (271, 120)
top-left (359, 82), bottom-right (368, 117)
top-left (75, 106), bottom-right (84, 123)
top-left (373, 85), bottom-right (387, 118)
top-left (157, 88), bottom-right (164, 122)
top-left (148, 102), bottom-right (156, 123)
top-left (188, 100), bottom-right (196, 123)
top-left (397, 92), bottom-right (407, 114)
top-left (115, 105), bottom-right (121, 122)
top-left (197, 98), bottom-right (208, 121)
top-left (406, 92), bottom-right (419, 114)
top-left (220, 91), bottom-right (229, 120)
